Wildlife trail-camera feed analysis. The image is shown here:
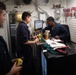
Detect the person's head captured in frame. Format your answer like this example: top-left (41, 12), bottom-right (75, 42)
top-left (22, 11), bottom-right (31, 24)
top-left (47, 16), bottom-right (55, 27)
top-left (0, 2), bottom-right (6, 27)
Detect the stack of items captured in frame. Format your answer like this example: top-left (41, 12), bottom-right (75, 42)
top-left (42, 38), bottom-right (68, 55)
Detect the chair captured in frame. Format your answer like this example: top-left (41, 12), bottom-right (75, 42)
top-left (62, 24), bottom-right (76, 51)
top-left (62, 24), bottom-right (71, 42)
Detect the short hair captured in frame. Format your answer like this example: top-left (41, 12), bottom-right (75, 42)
top-left (22, 11), bottom-right (31, 20)
top-left (47, 16), bottom-right (54, 22)
top-left (0, 1), bottom-right (6, 12)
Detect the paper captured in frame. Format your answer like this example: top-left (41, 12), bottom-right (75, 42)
top-left (39, 13), bottom-right (46, 21)
top-left (45, 39), bottom-right (67, 49)
top-left (51, 38), bottom-right (62, 42)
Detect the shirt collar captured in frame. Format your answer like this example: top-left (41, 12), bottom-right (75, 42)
top-left (20, 21), bottom-right (29, 28)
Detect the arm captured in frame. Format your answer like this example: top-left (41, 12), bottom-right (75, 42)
top-left (24, 38), bottom-right (39, 44)
top-left (0, 42), bottom-right (22, 75)
top-left (59, 26), bottom-right (68, 40)
top-left (6, 62), bottom-right (22, 75)
top-left (42, 28), bottom-right (46, 33)
top-left (20, 25), bottom-right (39, 45)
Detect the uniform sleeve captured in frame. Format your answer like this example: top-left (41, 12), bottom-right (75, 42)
top-left (0, 45), bottom-right (12, 75)
top-left (42, 28), bottom-right (45, 33)
top-left (42, 26), bottom-right (50, 33)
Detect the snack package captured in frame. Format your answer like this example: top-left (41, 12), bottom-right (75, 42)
top-left (16, 58), bottom-right (23, 66)
top-left (37, 33), bottom-right (42, 41)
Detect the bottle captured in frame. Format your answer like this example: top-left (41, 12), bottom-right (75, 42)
top-left (37, 33), bottom-right (42, 41)
top-left (45, 30), bottom-right (50, 40)
top-left (16, 58), bottom-right (23, 66)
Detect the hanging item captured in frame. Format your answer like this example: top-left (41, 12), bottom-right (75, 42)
top-left (23, 0), bottom-right (31, 4)
top-left (69, 12), bottom-right (72, 17)
top-left (63, 8), bottom-right (70, 17)
top-left (38, 12), bottom-right (46, 21)
top-left (54, 9), bottom-right (60, 21)
top-left (52, 4), bottom-right (61, 9)
top-left (71, 7), bottom-right (76, 18)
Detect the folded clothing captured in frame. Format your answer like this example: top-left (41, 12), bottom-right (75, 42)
top-left (42, 43), bottom-right (67, 55)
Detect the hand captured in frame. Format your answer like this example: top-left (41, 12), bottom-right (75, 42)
top-left (34, 38), bottom-right (39, 43)
top-left (35, 30), bottom-right (40, 33)
top-left (55, 35), bottom-right (60, 39)
top-left (12, 59), bottom-right (17, 63)
top-left (6, 62), bottom-right (22, 75)
top-left (33, 35), bottom-right (37, 39)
